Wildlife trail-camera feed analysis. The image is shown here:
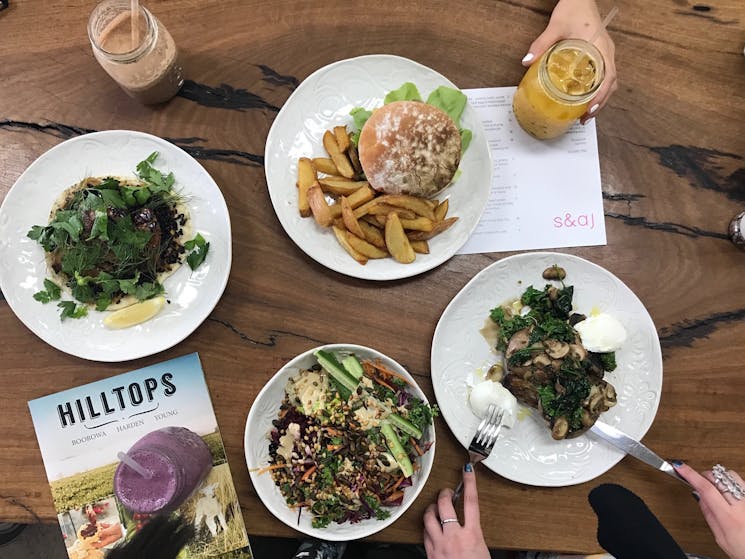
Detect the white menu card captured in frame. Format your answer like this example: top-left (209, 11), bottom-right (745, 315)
top-left (458, 86), bottom-right (606, 255)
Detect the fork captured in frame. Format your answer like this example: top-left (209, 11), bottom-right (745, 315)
top-left (452, 403), bottom-right (505, 503)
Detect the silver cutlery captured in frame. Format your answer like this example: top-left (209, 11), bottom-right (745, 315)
top-left (452, 403), bottom-right (504, 503)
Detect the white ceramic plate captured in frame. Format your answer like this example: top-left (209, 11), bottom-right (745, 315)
top-left (244, 344), bottom-right (436, 541)
top-left (0, 130), bottom-right (231, 362)
top-left (264, 54), bottom-right (492, 280)
top-left (431, 252), bottom-right (663, 487)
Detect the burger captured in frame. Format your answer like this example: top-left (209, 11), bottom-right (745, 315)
top-left (357, 100), bottom-right (462, 198)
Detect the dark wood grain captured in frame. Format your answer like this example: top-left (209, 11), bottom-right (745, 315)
top-left (1, 1), bottom-right (745, 557)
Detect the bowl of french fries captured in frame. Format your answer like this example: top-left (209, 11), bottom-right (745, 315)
top-left (265, 54), bottom-right (493, 280)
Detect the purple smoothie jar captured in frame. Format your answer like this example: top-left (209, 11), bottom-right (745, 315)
top-left (114, 426), bottom-right (212, 513)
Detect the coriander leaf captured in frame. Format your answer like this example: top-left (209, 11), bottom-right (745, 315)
top-left (384, 82), bottom-right (422, 104)
top-left (99, 188), bottom-right (127, 209)
top-left (87, 211), bottom-right (109, 241)
top-left (116, 273), bottom-right (141, 295)
top-left (132, 186), bottom-right (151, 205)
top-left (49, 211), bottom-right (83, 243)
top-left (95, 295), bottom-right (112, 311)
top-left (185, 233), bottom-right (210, 270)
top-left (109, 216), bottom-right (152, 250)
top-left (133, 281), bottom-right (164, 301)
top-left (98, 177), bottom-right (120, 190)
top-left (58, 300), bottom-right (88, 320)
top-left (33, 279), bottom-right (62, 304)
top-left (426, 86), bottom-right (467, 123)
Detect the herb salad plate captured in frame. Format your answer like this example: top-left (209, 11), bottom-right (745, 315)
top-left (431, 252), bottom-right (663, 487)
top-left (0, 130), bottom-right (231, 362)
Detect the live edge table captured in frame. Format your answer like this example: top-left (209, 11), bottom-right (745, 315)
top-left (1, 1), bottom-right (745, 558)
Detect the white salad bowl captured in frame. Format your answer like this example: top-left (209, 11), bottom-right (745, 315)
top-left (244, 343), bottom-right (436, 540)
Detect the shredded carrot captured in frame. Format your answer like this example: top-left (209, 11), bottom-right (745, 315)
top-left (384, 490), bottom-right (404, 503)
top-left (391, 476), bottom-right (406, 490)
top-left (369, 359), bottom-right (412, 385)
top-left (372, 375), bottom-right (395, 392)
top-left (326, 444), bottom-right (343, 451)
top-left (255, 463), bottom-right (287, 475)
top-left (410, 438), bottom-right (424, 456)
top-left (325, 427), bottom-right (342, 436)
top-left (362, 361), bottom-right (377, 376)
top-left (300, 465), bottom-right (317, 482)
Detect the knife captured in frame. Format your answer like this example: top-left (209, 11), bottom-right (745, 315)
top-left (590, 420), bottom-right (690, 487)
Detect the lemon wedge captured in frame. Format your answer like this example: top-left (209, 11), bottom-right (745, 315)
top-left (103, 296), bottom-right (166, 329)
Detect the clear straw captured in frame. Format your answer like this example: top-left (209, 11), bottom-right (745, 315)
top-left (117, 451), bottom-right (152, 479)
top-left (589, 6), bottom-right (618, 45)
top-left (130, 0), bottom-right (139, 50)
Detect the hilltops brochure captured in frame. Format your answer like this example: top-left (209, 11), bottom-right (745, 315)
top-left (28, 353), bottom-right (252, 559)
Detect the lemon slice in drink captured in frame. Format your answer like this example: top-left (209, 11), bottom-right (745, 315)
top-left (103, 296), bottom-right (166, 329)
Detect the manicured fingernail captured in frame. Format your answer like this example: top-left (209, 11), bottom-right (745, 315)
top-left (589, 104), bottom-right (599, 114)
top-left (521, 53), bottom-right (534, 64)
top-left (464, 463), bottom-right (473, 472)
top-left (671, 460), bottom-right (683, 467)
top-left (692, 491), bottom-right (700, 502)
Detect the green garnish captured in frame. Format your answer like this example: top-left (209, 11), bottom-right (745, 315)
top-left (27, 153), bottom-right (188, 320)
top-left (57, 301), bottom-right (88, 321)
top-left (33, 279), bottom-right (62, 304)
top-left (184, 233), bottom-right (210, 270)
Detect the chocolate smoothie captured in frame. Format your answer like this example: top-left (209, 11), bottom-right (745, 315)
top-left (89, 1), bottom-right (183, 104)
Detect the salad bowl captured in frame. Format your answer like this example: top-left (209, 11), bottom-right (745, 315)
top-left (244, 343), bottom-right (436, 540)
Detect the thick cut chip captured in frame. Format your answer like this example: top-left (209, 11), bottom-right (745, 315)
top-left (334, 126), bottom-right (351, 152)
top-left (323, 131), bottom-right (355, 179)
top-left (312, 157), bottom-right (339, 176)
top-left (385, 213), bottom-right (416, 264)
top-left (332, 225), bottom-right (368, 264)
top-left (345, 231), bottom-right (388, 258)
top-left (407, 217), bottom-right (458, 241)
top-left (341, 196), bottom-right (366, 239)
top-left (308, 185), bottom-right (333, 227)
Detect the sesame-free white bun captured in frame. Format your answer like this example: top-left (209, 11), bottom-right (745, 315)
top-left (358, 101), bottom-right (461, 197)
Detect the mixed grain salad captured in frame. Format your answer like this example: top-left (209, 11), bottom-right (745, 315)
top-left (261, 349), bottom-right (436, 528)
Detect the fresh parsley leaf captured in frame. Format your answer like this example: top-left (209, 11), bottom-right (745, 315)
top-left (49, 210), bottom-right (83, 243)
top-left (133, 281), bottom-right (164, 301)
top-left (33, 279), bottom-right (62, 304)
top-left (109, 216), bottom-right (152, 250)
top-left (98, 177), bottom-right (120, 190)
top-left (136, 152), bottom-right (174, 194)
top-left (95, 295), bottom-right (112, 311)
top-left (116, 273), bottom-right (141, 295)
top-left (185, 233), bottom-right (209, 270)
top-left (58, 300), bottom-right (88, 320)
top-left (87, 212), bottom-right (109, 241)
top-left (99, 188), bottom-right (126, 209)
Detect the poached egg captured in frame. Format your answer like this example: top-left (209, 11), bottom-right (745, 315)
top-left (469, 380), bottom-right (517, 428)
top-left (575, 313), bottom-right (627, 353)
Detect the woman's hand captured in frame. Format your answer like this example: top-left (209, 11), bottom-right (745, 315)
top-left (674, 462), bottom-right (745, 559)
top-left (522, 0), bottom-right (617, 123)
top-left (422, 463), bottom-right (490, 559)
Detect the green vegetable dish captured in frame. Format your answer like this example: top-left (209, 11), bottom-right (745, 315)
top-left (27, 153), bottom-right (209, 321)
top-left (489, 266), bottom-right (620, 440)
top-left (263, 350), bottom-right (436, 528)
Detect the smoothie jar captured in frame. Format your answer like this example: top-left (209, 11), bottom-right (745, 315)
top-left (512, 39), bottom-right (605, 140)
top-left (114, 427), bottom-right (212, 514)
top-left (88, 0), bottom-right (184, 104)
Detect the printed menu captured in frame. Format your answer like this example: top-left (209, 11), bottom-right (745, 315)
top-left (28, 353), bottom-right (253, 559)
top-left (459, 86), bottom-right (607, 254)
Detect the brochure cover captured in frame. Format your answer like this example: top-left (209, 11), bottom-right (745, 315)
top-left (28, 353), bottom-right (252, 559)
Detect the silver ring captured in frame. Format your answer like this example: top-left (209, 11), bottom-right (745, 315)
top-left (712, 464), bottom-right (744, 501)
top-left (440, 518), bottom-right (459, 526)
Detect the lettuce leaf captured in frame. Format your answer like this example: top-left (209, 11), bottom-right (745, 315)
top-left (426, 86), bottom-right (467, 123)
top-left (383, 82), bottom-right (422, 104)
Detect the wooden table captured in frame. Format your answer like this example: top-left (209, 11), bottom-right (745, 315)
top-left (2, 1), bottom-right (744, 557)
